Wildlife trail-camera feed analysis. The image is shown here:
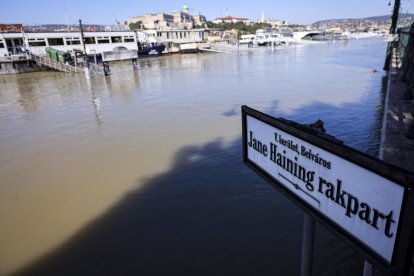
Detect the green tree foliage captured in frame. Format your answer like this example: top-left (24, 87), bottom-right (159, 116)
top-left (129, 21), bottom-right (145, 30)
top-left (206, 21), bottom-right (272, 34)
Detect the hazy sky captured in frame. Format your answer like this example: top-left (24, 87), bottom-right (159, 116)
top-left (2, 0), bottom-right (414, 25)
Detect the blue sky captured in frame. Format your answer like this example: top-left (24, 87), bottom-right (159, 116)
top-left (2, 0), bottom-right (414, 25)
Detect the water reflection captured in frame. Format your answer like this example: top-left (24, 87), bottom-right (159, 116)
top-left (0, 38), bottom-right (388, 275)
top-left (102, 65), bottom-right (141, 98)
top-left (86, 77), bottom-right (102, 126)
top-left (16, 76), bottom-right (39, 114)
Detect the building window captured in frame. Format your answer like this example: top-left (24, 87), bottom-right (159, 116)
top-left (167, 32), bottom-right (170, 39)
top-left (48, 38), bottom-right (65, 46)
top-left (111, 36), bottom-right (122, 43)
top-left (84, 37), bottom-right (96, 44)
top-left (180, 32), bottom-right (182, 38)
top-left (28, 41), bottom-right (47, 47)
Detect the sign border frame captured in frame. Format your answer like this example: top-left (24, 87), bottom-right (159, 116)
top-left (241, 105), bottom-right (414, 275)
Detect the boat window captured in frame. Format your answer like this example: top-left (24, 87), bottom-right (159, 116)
top-left (0, 40), bottom-right (4, 48)
top-left (28, 41), bottom-right (46, 47)
top-left (97, 37), bottom-right (110, 44)
top-left (123, 37), bottom-right (134, 42)
top-left (84, 37), bottom-right (96, 44)
top-left (111, 36), bottom-right (122, 43)
top-left (66, 38), bottom-right (81, 45)
top-left (48, 38), bottom-right (64, 46)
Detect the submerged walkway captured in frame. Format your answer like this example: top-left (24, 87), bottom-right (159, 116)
top-left (380, 53), bottom-right (414, 172)
top-left (28, 52), bottom-right (84, 74)
top-left (367, 47), bottom-right (414, 275)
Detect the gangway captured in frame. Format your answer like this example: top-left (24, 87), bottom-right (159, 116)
top-left (28, 52), bottom-right (84, 74)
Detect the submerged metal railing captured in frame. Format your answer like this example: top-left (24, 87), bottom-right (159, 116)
top-left (396, 25), bottom-right (411, 68)
top-left (28, 51), bottom-right (84, 74)
top-left (397, 23), bottom-right (414, 88)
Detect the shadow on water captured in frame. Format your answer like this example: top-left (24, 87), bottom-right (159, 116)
top-left (16, 138), bottom-right (304, 276)
top-left (14, 73), bottom-right (388, 276)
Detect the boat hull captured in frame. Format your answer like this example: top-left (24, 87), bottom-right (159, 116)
top-left (138, 45), bottom-right (166, 58)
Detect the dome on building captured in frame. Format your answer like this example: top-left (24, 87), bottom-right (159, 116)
top-left (182, 5), bottom-right (190, 12)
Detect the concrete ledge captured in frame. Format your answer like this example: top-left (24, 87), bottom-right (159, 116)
top-left (0, 60), bottom-right (47, 75)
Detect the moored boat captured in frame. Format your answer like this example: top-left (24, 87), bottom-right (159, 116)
top-left (138, 43), bottom-right (166, 58)
top-left (137, 35), bottom-right (166, 58)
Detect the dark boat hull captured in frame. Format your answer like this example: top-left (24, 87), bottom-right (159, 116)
top-left (84, 44), bottom-right (166, 63)
top-left (138, 44), bottom-right (166, 58)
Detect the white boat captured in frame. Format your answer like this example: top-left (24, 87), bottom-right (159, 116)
top-left (0, 31), bottom-right (139, 57)
top-left (0, 29), bottom-right (208, 58)
top-left (346, 32), bottom-right (382, 40)
top-left (254, 32), bottom-right (295, 46)
top-left (254, 32), bottom-right (270, 46)
top-left (239, 34), bottom-right (256, 45)
top-left (293, 31), bottom-right (328, 43)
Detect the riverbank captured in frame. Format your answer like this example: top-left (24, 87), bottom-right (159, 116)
top-left (380, 52), bottom-right (414, 172)
top-left (377, 48), bottom-right (414, 274)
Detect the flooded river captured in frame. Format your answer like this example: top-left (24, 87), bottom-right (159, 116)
top-left (0, 38), bottom-right (387, 275)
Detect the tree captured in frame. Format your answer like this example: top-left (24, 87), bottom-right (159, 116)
top-left (129, 21), bottom-right (144, 30)
top-left (205, 21), bottom-right (273, 34)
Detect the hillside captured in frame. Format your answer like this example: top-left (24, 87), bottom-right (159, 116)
top-left (313, 13), bottom-right (414, 25)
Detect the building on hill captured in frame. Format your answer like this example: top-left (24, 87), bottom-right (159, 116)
top-left (170, 11), bottom-right (193, 29)
top-left (126, 5), bottom-right (207, 30)
top-left (127, 13), bottom-right (174, 30)
top-left (193, 14), bottom-right (207, 27)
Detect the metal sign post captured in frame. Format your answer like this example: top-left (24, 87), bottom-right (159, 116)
top-left (301, 214), bottom-right (315, 276)
top-left (241, 105), bottom-right (414, 275)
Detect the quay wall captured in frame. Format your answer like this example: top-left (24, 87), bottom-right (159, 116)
top-left (380, 24), bottom-right (414, 171)
top-left (0, 59), bottom-right (47, 75)
top-left (379, 23), bottom-right (414, 275)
